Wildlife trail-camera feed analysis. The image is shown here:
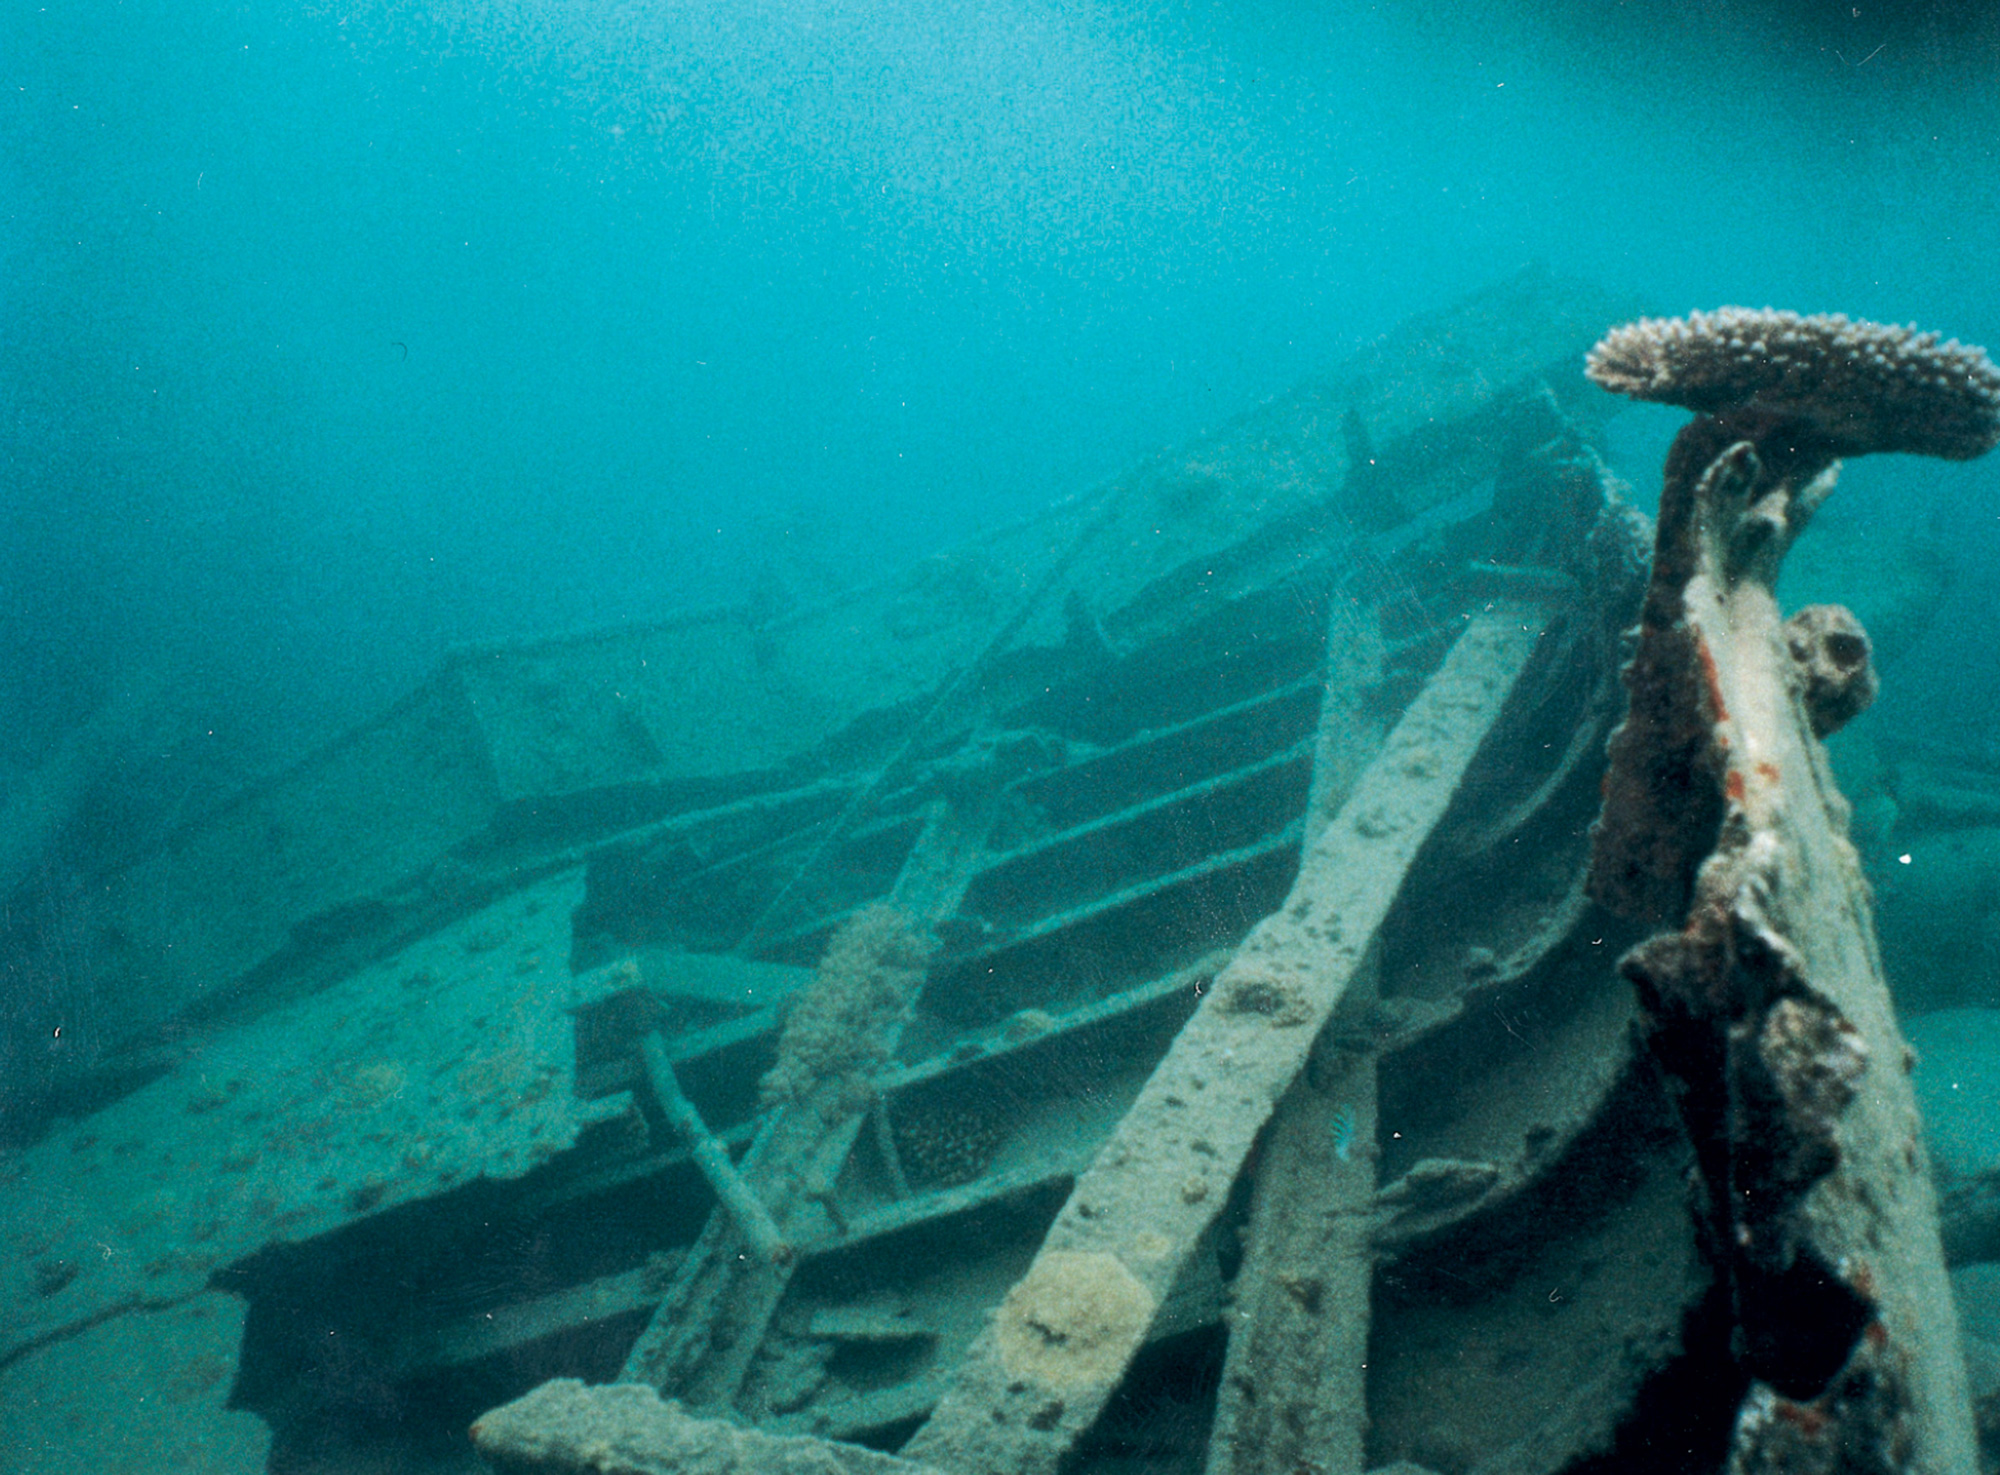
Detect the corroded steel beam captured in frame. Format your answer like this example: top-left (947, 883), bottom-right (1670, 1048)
top-left (1588, 309), bottom-right (1999, 1473)
top-left (900, 603), bottom-right (1551, 1475)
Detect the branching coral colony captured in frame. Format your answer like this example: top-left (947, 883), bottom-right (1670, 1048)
top-left (1585, 309), bottom-right (2000, 1473)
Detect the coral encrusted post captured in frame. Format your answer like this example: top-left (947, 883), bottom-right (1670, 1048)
top-left (1585, 308), bottom-right (2000, 1474)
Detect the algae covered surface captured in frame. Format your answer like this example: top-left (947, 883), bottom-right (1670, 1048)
top-left (0, 870), bottom-right (622, 1460)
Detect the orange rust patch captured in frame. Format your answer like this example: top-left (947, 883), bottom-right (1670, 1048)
top-left (1755, 761), bottom-right (1780, 784)
top-left (1773, 1399), bottom-right (1831, 1437)
top-left (1726, 770), bottom-right (1746, 804)
top-left (1695, 636), bottom-right (1730, 722)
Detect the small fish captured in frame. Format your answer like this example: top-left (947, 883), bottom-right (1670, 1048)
top-left (1331, 1103), bottom-right (1358, 1163)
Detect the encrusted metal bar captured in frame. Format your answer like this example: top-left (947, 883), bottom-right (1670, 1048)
top-left (962, 740), bottom-right (1313, 926)
top-left (619, 799), bottom-right (989, 1412)
top-left (640, 1032), bottom-right (789, 1266)
top-left (944, 827), bottom-right (1303, 964)
top-left (1204, 954), bottom-right (1382, 1475)
top-left (1204, 581), bottom-right (1391, 1475)
top-left (899, 603), bottom-right (1551, 1475)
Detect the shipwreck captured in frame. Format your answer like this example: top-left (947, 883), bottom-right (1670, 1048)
top-left (2, 268), bottom-right (1996, 1474)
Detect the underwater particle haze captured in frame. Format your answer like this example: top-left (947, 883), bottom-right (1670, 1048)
top-left (2, 0), bottom-right (1999, 797)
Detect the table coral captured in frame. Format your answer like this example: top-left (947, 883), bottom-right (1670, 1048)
top-left (1587, 308), bottom-right (2000, 460)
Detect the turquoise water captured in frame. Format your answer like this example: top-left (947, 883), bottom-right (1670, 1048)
top-left (8, 3), bottom-right (2000, 1471)
top-left (8, 0), bottom-right (2000, 781)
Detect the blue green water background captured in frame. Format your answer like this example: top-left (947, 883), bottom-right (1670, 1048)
top-left (9, 0), bottom-right (2000, 788)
